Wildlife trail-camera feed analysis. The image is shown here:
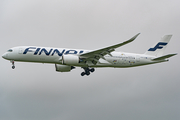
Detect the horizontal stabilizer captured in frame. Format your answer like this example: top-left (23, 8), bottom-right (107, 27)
top-left (152, 53), bottom-right (177, 61)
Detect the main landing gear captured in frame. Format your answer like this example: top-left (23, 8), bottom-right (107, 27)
top-left (81, 67), bottom-right (95, 76)
top-left (11, 60), bottom-right (15, 69)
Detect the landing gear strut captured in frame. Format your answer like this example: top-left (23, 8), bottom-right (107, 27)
top-left (11, 60), bottom-right (15, 69)
top-left (81, 67), bottom-right (95, 76)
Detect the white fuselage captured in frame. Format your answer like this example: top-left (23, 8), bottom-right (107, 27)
top-left (2, 46), bottom-right (167, 68)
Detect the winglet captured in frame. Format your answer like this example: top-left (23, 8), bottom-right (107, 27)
top-left (133, 33), bottom-right (141, 39)
top-left (127, 33), bottom-right (140, 43)
top-left (121, 33), bottom-right (140, 46)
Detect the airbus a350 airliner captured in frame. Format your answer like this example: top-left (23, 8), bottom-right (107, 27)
top-left (2, 33), bottom-right (177, 76)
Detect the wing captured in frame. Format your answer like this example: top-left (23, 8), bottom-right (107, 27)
top-left (79, 33), bottom-right (140, 65)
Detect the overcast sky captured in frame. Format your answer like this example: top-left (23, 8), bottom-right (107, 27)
top-left (0, 0), bottom-right (180, 120)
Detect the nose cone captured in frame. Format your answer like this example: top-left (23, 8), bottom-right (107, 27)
top-left (2, 53), bottom-right (7, 59)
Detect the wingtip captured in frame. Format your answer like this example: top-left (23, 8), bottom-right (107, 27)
top-left (136, 33), bottom-right (141, 36)
top-left (131, 33), bottom-right (141, 40)
top-left (134, 33), bottom-right (141, 38)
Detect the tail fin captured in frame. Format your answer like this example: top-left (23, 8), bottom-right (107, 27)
top-left (144, 35), bottom-right (172, 57)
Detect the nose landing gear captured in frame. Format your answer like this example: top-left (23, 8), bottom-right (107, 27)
top-left (11, 60), bottom-right (15, 69)
top-left (81, 67), bottom-right (95, 76)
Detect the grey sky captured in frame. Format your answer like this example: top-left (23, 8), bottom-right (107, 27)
top-left (0, 0), bottom-right (180, 120)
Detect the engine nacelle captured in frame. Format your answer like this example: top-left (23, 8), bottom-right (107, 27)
top-left (55, 64), bottom-right (75, 72)
top-left (62, 54), bottom-right (80, 65)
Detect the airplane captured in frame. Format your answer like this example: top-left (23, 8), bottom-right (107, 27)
top-left (2, 33), bottom-right (177, 76)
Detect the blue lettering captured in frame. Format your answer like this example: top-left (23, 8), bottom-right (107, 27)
top-left (23, 47), bottom-right (36, 54)
top-left (51, 49), bottom-right (65, 56)
top-left (79, 51), bottom-right (84, 54)
top-left (34, 48), bottom-right (41, 55)
top-left (23, 48), bottom-right (84, 56)
top-left (39, 48), bottom-right (53, 56)
top-left (65, 50), bottom-right (77, 54)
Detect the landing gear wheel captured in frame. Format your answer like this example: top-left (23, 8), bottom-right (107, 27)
top-left (81, 67), bottom-right (95, 76)
top-left (90, 68), bottom-right (95, 72)
top-left (81, 72), bottom-right (85, 76)
top-left (12, 66), bottom-right (15, 69)
top-left (86, 71), bottom-right (90, 76)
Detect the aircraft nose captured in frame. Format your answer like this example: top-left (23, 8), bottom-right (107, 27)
top-left (2, 53), bottom-right (7, 59)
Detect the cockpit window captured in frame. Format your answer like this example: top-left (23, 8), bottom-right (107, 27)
top-left (7, 49), bottom-right (13, 52)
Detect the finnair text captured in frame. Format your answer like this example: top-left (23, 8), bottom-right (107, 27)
top-left (23, 47), bottom-right (84, 56)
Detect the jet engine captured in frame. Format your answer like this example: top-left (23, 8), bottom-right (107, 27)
top-left (55, 64), bottom-right (75, 72)
top-left (62, 54), bottom-right (80, 65)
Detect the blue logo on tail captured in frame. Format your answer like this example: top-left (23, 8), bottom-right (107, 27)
top-left (148, 42), bottom-right (167, 51)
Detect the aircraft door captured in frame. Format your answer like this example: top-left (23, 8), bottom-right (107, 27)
top-left (18, 48), bottom-right (23, 54)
